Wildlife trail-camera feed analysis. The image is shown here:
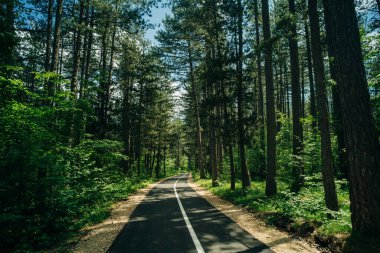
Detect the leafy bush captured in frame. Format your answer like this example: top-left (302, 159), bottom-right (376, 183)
top-left (0, 68), bottom-right (156, 252)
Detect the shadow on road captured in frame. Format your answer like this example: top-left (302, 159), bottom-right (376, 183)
top-left (108, 175), bottom-right (274, 253)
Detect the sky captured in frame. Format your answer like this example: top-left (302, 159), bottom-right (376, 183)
top-left (144, 4), bottom-right (172, 45)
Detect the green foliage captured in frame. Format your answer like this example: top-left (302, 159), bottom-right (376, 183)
top-left (0, 69), bottom-right (162, 252)
top-left (197, 174), bottom-right (351, 237)
top-left (276, 112), bottom-right (322, 184)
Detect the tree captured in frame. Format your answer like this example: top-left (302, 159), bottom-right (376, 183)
top-left (237, 0), bottom-right (251, 188)
top-left (49, 0), bottom-right (64, 98)
top-left (0, 0), bottom-right (15, 65)
top-left (254, 0), bottom-right (266, 180)
top-left (262, 0), bottom-right (277, 196)
top-left (308, 0), bottom-right (338, 211)
top-left (304, 21), bottom-right (316, 129)
top-left (323, 0), bottom-right (380, 233)
top-left (288, 0), bottom-right (304, 192)
top-left (45, 0), bottom-right (53, 71)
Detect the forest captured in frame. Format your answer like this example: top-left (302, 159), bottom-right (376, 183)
top-left (0, 0), bottom-right (379, 252)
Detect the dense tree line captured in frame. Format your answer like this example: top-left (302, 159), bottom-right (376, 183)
top-left (157, 0), bottom-right (380, 238)
top-left (1, 0), bottom-right (380, 251)
top-left (0, 0), bottom-right (184, 251)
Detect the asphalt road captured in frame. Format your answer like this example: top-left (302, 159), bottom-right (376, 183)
top-left (108, 174), bottom-right (274, 253)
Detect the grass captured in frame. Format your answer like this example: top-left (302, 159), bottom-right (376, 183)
top-left (195, 174), bottom-right (352, 249)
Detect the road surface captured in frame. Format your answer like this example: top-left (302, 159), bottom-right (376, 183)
top-left (108, 174), bottom-right (274, 253)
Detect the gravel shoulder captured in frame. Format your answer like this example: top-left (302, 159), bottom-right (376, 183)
top-left (187, 175), bottom-right (322, 253)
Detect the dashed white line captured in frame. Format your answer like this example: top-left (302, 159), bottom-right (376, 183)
top-left (174, 174), bottom-right (205, 253)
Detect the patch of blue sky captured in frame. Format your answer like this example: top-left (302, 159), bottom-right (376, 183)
top-left (144, 3), bottom-right (172, 45)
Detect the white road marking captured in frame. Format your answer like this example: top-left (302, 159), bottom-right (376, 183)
top-left (174, 174), bottom-right (205, 253)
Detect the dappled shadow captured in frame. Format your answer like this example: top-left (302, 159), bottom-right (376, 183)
top-left (177, 180), bottom-right (273, 253)
top-left (107, 175), bottom-right (197, 253)
top-left (108, 175), bottom-right (274, 253)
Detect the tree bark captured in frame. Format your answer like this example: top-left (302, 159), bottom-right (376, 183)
top-left (255, 0), bottom-right (266, 180)
top-left (51, 0), bottom-right (64, 73)
top-left (155, 144), bottom-right (161, 178)
top-left (323, 3), bottom-right (348, 179)
top-left (105, 22), bottom-right (117, 123)
top-left (288, 0), bottom-right (304, 192)
top-left (49, 0), bottom-right (64, 97)
top-left (237, 0), bottom-right (251, 188)
top-left (187, 41), bottom-right (205, 179)
top-left (308, 0), bottom-right (338, 211)
top-left (44, 0), bottom-right (53, 71)
top-left (122, 76), bottom-right (131, 173)
top-left (136, 81), bottom-right (143, 176)
top-left (323, 0), bottom-right (380, 233)
top-left (305, 21), bottom-right (317, 129)
top-left (208, 47), bottom-right (219, 186)
top-left (163, 146), bottom-right (167, 175)
top-left (301, 59), bottom-right (305, 119)
top-left (70, 0), bottom-right (85, 95)
top-left (262, 0), bottom-right (277, 196)
top-left (82, 3), bottom-right (94, 99)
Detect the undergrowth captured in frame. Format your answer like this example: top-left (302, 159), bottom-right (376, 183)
top-left (196, 174), bottom-right (351, 237)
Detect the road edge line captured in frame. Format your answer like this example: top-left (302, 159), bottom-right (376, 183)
top-left (174, 174), bottom-right (205, 253)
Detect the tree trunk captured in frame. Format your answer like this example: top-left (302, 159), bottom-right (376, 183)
top-left (163, 147), bottom-right (166, 175)
top-left (222, 80), bottom-right (235, 190)
top-left (208, 48), bottom-right (219, 186)
top-left (305, 21), bottom-right (317, 129)
top-left (0, 0), bottom-right (15, 65)
top-left (151, 146), bottom-right (156, 176)
top-left (70, 0), bottom-right (85, 95)
top-left (323, 0), bottom-right (380, 233)
top-left (237, 0), bottom-right (251, 188)
top-left (98, 17), bottom-right (109, 137)
top-left (176, 137), bottom-right (180, 170)
top-left (220, 52), bottom-right (235, 189)
top-left (255, 0), bottom-right (266, 180)
top-left (71, 0), bottom-right (85, 146)
top-left (82, 3), bottom-right (94, 99)
top-left (49, 0), bottom-right (64, 97)
top-left (51, 0), bottom-right (64, 72)
top-left (105, 22), bottom-right (117, 124)
top-left (45, 0), bottom-right (53, 71)
top-left (155, 145), bottom-right (161, 178)
top-left (288, 0), bottom-right (304, 192)
top-left (301, 59), bottom-right (305, 119)
top-left (308, 0), bottom-right (338, 211)
top-left (323, 4), bottom-right (348, 179)
top-left (285, 62), bottom-right (290, 118)
top-left (262, 0), bottom-right (277, 196)
top-left (136, 81), bottom-right (143, 176)
top-left (187, 41), bottom-right (205, 179)
top-left (122, 76), bottom-right (131, 173)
